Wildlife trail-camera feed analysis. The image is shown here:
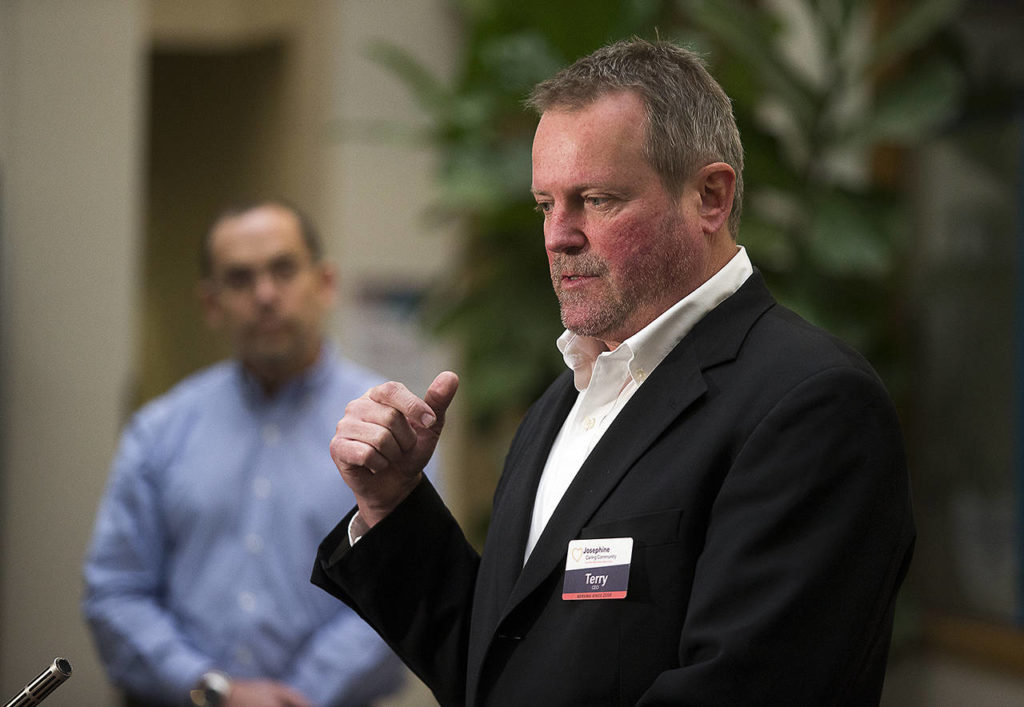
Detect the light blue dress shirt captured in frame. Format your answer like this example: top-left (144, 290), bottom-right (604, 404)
top-left (83, 344), bottom-right (411, 706)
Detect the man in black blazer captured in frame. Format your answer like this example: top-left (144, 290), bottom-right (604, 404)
top-left (312, 39), bottom-right (914, 706)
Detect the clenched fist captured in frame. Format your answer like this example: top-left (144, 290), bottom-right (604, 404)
top-left (330, 371), bottom-right (459, 527)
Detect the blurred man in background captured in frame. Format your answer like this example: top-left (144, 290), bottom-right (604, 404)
top-left (84, 199), bottom-right (406, 706)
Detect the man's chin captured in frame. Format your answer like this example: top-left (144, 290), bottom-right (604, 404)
top-left (240, 335), bottom-right (321, 376)
top-left (561, 315), bottom-right (622, 343)
top-left (240, 342), bottom-right (299, 371)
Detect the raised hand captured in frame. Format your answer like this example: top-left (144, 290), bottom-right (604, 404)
top-left (329, 371), bottom-right (459, 527)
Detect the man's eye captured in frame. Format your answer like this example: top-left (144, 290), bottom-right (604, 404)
top-left (222, 270), bottom-right (254, 290)
top-left (269, 259), bottom-right (300, 281)
top-left (585, 196), bottom-right (609, 207)
top-left (534, 202), bottom-right (552, 214)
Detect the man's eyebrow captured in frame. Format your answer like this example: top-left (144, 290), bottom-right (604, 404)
top-left (269, 252), bottom-right (300, 263)
top-left (531, 184), bottom-right (592, 195)
top-left (531, 184), bottom-right (614, 197)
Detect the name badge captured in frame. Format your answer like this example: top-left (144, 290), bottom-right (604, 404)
top-left (562, 537), bottom-right (633, 600)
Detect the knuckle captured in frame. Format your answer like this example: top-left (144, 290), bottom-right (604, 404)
top-left (352, 445), bottom-right (380, 468)
top-left (329, 435), bottom-right (345, 458)
top-left (331, 439), bottom-right (371, 469)
top-left (343, 398), bottom-right (366, 417)
top-left (377, 381), bottom-right (403, 398)
top-left (381, 406), bottom-right (405, 428)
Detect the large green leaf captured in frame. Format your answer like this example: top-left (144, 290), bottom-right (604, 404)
top-left (868, 0), bottom-right (963, 72)
top-left (684, 0), bottom-right (820, 133)
top-left (478, 32), bottom-right (564, 93)
top-left (853, 58), bottom-right (964, 145)
top-left (807, 191), bottom-right (895, 278)
top-left (366, 40), bottom-right (454, 118)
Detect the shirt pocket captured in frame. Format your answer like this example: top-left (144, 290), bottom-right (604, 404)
top-left (580, 507), bottom-right (692, 608)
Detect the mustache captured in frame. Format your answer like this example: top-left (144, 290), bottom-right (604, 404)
top-left (244, 314), bottom-right (292, 332)
top-left (549, 254), bottom-right (608, 282)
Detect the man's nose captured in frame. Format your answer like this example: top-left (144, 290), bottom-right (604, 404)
top-left (252, 270), bottom-right (281, 303)
top-left (544, 206), bottom-right (587, 254)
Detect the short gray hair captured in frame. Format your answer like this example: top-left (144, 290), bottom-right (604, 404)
top-left (527, 38), bottom-right (744, 236)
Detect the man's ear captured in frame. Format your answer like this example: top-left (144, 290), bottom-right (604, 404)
top-left (695, 162), bottom-right (736, 235)
top-left (198, 280), bottom-right (223, 330)
top-left (315, 260), bottom-right (339, 310)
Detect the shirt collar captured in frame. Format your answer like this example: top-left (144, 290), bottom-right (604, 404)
top-left (557, 246), bottom-right (753, 391)
top-left (236, 340), bottom-right (335, 404)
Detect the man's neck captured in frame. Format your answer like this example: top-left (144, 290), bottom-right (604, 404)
top-left (244, 345), bottom-right (323, 397)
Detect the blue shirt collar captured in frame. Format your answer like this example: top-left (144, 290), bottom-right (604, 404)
top-left (235, 341), bottom-right (336, 405)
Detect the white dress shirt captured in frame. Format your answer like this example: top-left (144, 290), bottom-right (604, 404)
top-left (523, 247), bottom-right (753, 561)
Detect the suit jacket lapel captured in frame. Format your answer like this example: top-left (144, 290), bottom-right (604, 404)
top-left (484, 374), bottom-right (577, 595)
top-left (465, 372), bottom-right (577, 697)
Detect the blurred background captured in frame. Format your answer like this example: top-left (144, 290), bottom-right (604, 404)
top-left (1, 0), bottom-right (1022, 704)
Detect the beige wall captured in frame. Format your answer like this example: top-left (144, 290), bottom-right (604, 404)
top-left (0, 1), bottom-right (145, 703)
top-left (324, 0), bottom-right (463, 519)
top-left (139, 0), bottom-right (336, 404)
top-left (325, 0), bottom-right (459, 287)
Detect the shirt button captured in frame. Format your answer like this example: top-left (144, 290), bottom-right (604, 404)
top-left (238, 591), bottom-right (257, 613)
top-left (635, 368), bottom-right (647, 381)
top-left (583, 416), bottom-right (596, 430)
top-left (252, 477), bottom-right (271, 498)
top-left (262, 423), bottom-right (280, 445)
top-left (245, 534), bottom-right (264, 554)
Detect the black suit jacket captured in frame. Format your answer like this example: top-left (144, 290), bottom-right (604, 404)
top-left (312, 272), bottom-right (915, 706)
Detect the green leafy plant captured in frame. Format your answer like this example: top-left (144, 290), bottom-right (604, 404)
top-left (679, 0), bottom-right (966, 399)
top-left (362, 0), bottom-right (965, 433)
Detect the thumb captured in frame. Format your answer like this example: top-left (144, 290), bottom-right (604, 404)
top-left (421, 371), bottom-right (459, 428)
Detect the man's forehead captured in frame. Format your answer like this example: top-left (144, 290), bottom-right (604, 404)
top-left (535, 92), bottom-right (646, 144)
top-left (532, 95), bottom-right (651, 189)
top-left (210, 208), bottom-right (308, 266)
